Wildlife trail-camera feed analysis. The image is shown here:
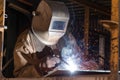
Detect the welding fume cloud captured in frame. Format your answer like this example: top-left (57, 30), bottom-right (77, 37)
top-left (59, 33), bottom-right (99, 72)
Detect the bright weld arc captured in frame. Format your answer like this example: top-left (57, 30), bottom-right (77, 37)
top-left (64, 57), bottom-right (78, 72)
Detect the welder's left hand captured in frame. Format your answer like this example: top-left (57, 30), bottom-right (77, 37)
top-left (46, 56), bottom-right (60, 68)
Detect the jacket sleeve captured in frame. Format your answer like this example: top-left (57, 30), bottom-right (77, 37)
top-left (13, 30), bottom-right (41, 78)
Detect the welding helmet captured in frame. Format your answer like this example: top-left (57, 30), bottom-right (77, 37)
top-left (31, 0), bottom-right (70, 45)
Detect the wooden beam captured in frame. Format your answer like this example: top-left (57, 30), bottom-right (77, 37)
top-left (8, 3), bottom-right (31, 15)
top-left (99, 0), bottom-right (119, 80)
top-left (109, 0), bottom-right (119, 80)
top-left (18, 0), bottom-right (33, 6)
top-left (69, 0), bottom-right (110, 16)
top-left (0, 0), bottom-right (5, 26)
top-left (84, 7), bottom-right (89, 56)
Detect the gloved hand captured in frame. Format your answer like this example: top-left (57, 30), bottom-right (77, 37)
top-left (34, 56), bottom-right (60, 76)
top-left (46, 56), bottom-right (60, 68)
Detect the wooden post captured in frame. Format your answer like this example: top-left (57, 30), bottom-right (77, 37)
top-left (0, 0), bottom-right (5, 26)
top-left (110, 0), bottom-right (119, 79)
top-left (100, 0), bottom-right (119, 80)
top-left (84, 7), bottom-right (89, 56)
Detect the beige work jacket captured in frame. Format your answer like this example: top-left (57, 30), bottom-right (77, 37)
top-left (13, 29), bottom-right (56, 78)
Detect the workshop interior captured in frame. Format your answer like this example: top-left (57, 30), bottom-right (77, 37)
top-left (1, 0), bottom-right (118, 78)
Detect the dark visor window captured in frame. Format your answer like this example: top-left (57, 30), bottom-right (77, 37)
top-left (52, 21), bottom-right (66, 30)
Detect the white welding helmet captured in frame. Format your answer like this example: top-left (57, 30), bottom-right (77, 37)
top-left (31, 0), bottom-right (70, 45)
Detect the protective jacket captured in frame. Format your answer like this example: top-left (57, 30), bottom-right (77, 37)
top-left (14, 29), bottom-right (57, 77)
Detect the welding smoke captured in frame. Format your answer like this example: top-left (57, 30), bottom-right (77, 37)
top-left (59, 33), bottom-right (83, 71)
top-left (57, 32), bottom-right (99, 71)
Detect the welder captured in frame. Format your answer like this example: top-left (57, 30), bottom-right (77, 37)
top-left (13, 0), bottom-right (69, 77)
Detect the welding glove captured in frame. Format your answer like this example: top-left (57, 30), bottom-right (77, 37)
top-left (46, 56), bottom-right (60, 68)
